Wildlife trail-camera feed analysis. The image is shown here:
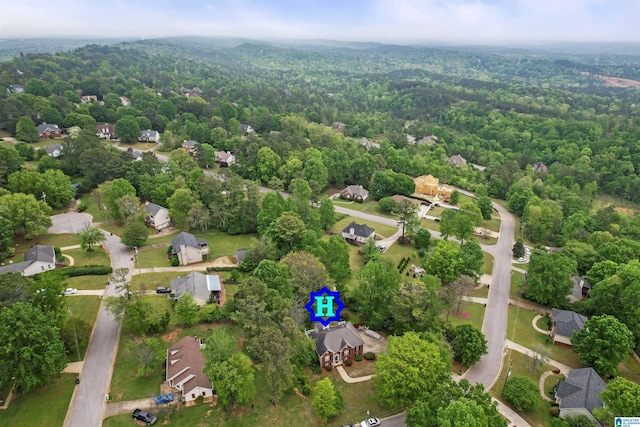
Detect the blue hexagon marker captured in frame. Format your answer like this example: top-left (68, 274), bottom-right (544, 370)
top-left (305, 286), bottom-right (345, 327)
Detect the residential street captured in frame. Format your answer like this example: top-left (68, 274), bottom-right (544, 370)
top-left (54, 217), bottom-right (133, 427)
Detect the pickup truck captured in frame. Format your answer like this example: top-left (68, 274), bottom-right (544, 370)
top-left (132, 409), bottom-right (157, 425)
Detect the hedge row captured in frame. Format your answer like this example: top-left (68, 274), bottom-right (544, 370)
top-left (60, 265), bottom-right (113, 277)
top-left (206, 266), bottom-right (238, 272)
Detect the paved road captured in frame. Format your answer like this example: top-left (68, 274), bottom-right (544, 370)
top-left (49, 212), bottom-right (92, 234)
top-left (463, 201), bottom-right (515, 390)
top-left (61, 221), bottom-right (133, 427)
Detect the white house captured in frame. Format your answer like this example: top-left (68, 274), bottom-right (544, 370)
top-left (0, 245), bottom-right (56, 277)
top-left (139, 129), bottom-right (160, 143)
top-left (214, 151), bottom-right (236, 167)
top-left (96, 123), bottom-right (116, 140)
top-left (166, 336), bottom-right (214, 403)
top-left (45, 143), bottom-right (63, 158)
top-left (145, 202), bottom-right (171, 231)
top-left (341, 221), bottom-right (375, 244)
top-left (170, 232), bottom-right (209, 265)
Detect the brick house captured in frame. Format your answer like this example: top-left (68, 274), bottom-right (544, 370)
top-left (37, 123), bottom-right (61, 139)
top-left (340, 185), bottom-right (369, 203)
top-left (306, 322), bottom-right (365, 367)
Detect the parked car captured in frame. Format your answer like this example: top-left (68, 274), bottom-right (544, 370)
top-left (63, 288), bottom-right (78, 295)
top-left (377, 245), bottom-right (387, 252)
top-left (517, 257), bottom-right (527, 263)
top-left (360, 418), bottom-right (381, 427)
top-left (154, 393), bottom-right (173, 404)
top-left (132, 409), bottom-right (157, 425)
top-left (156, 287), bottom-right (171, 294)
top-left (524, 247), bottom-right (531, 255)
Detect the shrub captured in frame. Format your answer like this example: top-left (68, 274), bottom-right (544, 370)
top-left (60, 265), bottom-right (112, 277)
top-left (310, 364), bottom-right (322, 375)
top-left (195, 395), bottom-right (204, 404)
top-left (205, 266), bottom-right (237, 272)
top-left (170, 256), bottom-right (179, 266)
top-left (550, 407), bottom-right (560, 417)
top-left (503, 376), bottom-right (541, 412)
top-left (340, 311), bottom-right (350, 320)
top-left (325, 365), bottom-right (333, 372)
top-left (364, 352), bottom-right (376, 361)
top-left (302, 383), bottom-right (312, 396)
top-left (354, 354), bottom-right (362, 362)
top-left (344, 358), bottom-right (353, 367)
top-left (76, 202), bottom-right (87, 212)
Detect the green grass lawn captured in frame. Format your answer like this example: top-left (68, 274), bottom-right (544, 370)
top-left (330, 216), bottom-right (398, 239)
top-left (64, 296), bottom-right (102, 360)
top-left (506, 305), bottom-right (583, 368)
top-left (544, 373), bottom-right (565, 400)
top-left (428, 205), bottom-right (446, 218)
top-left (618, 353), bottom-right (640, 384)
top-left (131, 271), bottom-right (194, 291)
top-left (97, 221), bottom-right (128, 238)
top-left (13, 233), bottom-right (82, 254)
top-left (483, 252), bottom-right (494, 275)
top-left (64, 246), bottom-right (110, 266)
top-left (332, 198), bottom-right (396, 220)
top-left (447, 301), bottom-right (485, 331)
top-left (510, 271), bottom-right (525, 300)
top-left (420, 218), bottom-right (441, 232)
top-left (192, 230), bottom-right (257, 259)
top-left (469, 284), bottom-right (489, 298)
top-left (118, 141), bottom-right (158, 151)
top-left (483, 215), bottom-right (502, 233)
top-left (65, 275), bottom-right (110, 290)
top-left (143, 230), bottom-right (180, 245)
top-left (0, 374), bottom-right (76, 427)
top-left (137, 246), bottom-right (171, 268)
top-left (475, 233), bottom-right (498, 245)
top-left (79, 193), bottom-right (104, 220)
top-left (513, 261), bottom-right (529, 271)
top-left (491, 349), bottom-right (554, 427)
top-left (382, 242), bottom-right (418, 268)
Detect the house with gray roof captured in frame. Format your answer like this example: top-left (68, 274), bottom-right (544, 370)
top-left (45, 143), bottom-right (63, 158)
top-left (447, 154), bottom-right (467, 168)
top-left (166, 336), bottom-right (214, 403)
top-left (532, 162), bottom-right (549, 173)
top-left (170, 232), bottom-right (209, 265)
top-left (556, 367), bottom-right (606, 426)
top-left (0, 245), bottom-right (56, 277)
top-left (570, 276), bottom-right (591, 302)
top-left (37, 123), bottom-right (61, 139)
top-left (340, 185), bottom-right (369, 203)
top-left (416, 135), bottom-right (438, 146)
top-left (145, 202), bottom-right (171, 231)
top-left (358, 137), bottom-right (380, 150)
top-left (181, 140), bottom-right (198, 153)
top-left (170, 272), bottom-right (222, 306)
top-left (139, 129), bottom-right (160, 143)
top-left (240, 123), bottom-right (254, 135)
top-left (306, 322), bottom-right (365, 367)
top-left (341, 221), bottom-right (375, 245)
top-left (551, 308), bottom-right (588, 346)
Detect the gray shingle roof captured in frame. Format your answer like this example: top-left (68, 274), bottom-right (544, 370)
top-left (37, 123), bottom-right (59, 133)
top-left (24, 245), bottom-right (55, 263)
top-left (307, 322), bottom-right (365, 356)
top-left (341, 221), bottom-right (375, 239)
top-left (552, 308), bottom-right (588, 339)
top-left (342, 185), bottom-right (369, 198)
top-left (170, 272), bottom-right (220, 302)
top-left (145, 202), bottom-right (166, 217)
top-left (183, 140), bottom-right (197, 147)
top-left (171, 232), bottom-right (200, 255)
top-left (235, 248), bottom-right (248, 263)
top-left (140, 129), bottom-right (159, 139)
top-left (45, 144), bottom-right (62, 154)
top-left (557, 368), bottom-right (606, 416)
top-left (0, 261), bottom-right (32, 274)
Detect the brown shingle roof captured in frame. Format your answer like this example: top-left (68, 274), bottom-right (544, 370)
top-left (166, 336), bottom-right (212, 395)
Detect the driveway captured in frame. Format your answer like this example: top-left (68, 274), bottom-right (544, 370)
top-left (49, 212), bottom-right (92, 234)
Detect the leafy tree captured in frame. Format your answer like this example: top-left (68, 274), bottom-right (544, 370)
top-left (595, 376), bottom-right (640, 420)
top-left (126, 337), bottom-right (164, 378)
top-left (414, 228), bottom-right (431, 250)
top-left (15, 116), bottom-right (39, 142)
top-left (318, 195), bottom-right (336, 231)
top-left (312, 377), bottom-right (342, 424)
top-left (378, 197), bottom-right (399, 213)
top-left (314, 235), bottom-right (352, 286)
top-left (502, 376), bottom-right (540, 412)
top-left (25, 78), bottom-right (51, 97)
top-left (0, 302), bottom-right (67, 393)
top-left (0, 206), bottom-right (14, 262)
top-left (175, 293), bottom-right (199, 326)
top-left (8, 169), bottom-right (75, 208)
top-left (524, 250), bottom-right (576, 306)
top-left (115, 115), bottom-right (141, 143)
top-left (0, 272), bottom-right (32, 309)
top-left (80, 226), bottom-right (106, 251)
top-left (449, 190), bottom-right (460, 205)
top-left (115, 194), bottom-right (142, 223)
top-left (460, 239), bottom-right (484, 280)
top-left (207, 351), bottom-right (255, 410)
top-left (253, 259), bottom-right (293, 299)
top-left (360, 237), bottom-right (381, 264)
top-left (121, 221), bottom-right (149, 249)
top-left (375, 331), bottom-right (449, 407)
top-left (257, 191), bottom-right (286, 236)
top-left (424, 240), bottom-right (464, 284)
top-left (397, 198), bottom-right (420, 242)
top-left (512, 239), bottom-right (525, 259)
top-left (571, 314), bottom-right (634, 377)
top-left (281, 250), bottom-right (329, 299)
top-left (0, 192), bottom-right (52, 239)
top-left (477, 195), bottom-right (494, 221)
top-left (450, 324), bottom-right (488, 367)
top-left (253, 325), bottom-right (295, 405)
top-left (437, 397), bottom-right (488, 427)
top-left (107, 178), bottom-right (136, 221)
top-left (451, 274), bottom-right (475, 314)
top-left (270, 212), bottom-right (307, 253)
top-left (31, 270), bottom-right (67, 324)
top-left (256, 146), bottom-right (281, 184)
top-left (0, 146), bottom-right (24, 185)
top-left (167, 188), bottom-right (195, 229)
top-left (353, 260), bottom-right (401, 329)
top-left (391, 277), bottom-right (442, 334)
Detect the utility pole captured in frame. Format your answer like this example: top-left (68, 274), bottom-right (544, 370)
top-left (134, 246), bottom-right (140, 275)
top-left (503, 359), bottom-right (513, 391)
top-left (67, 307), bottom-right (81, 362)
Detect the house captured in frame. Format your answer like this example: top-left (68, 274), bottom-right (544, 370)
top-left (306, 322), bottom-right (365, 367)
top-left (341, 221), bottom-right (375, 245)
top-left (8, 84), bottom-right (25, 93)
top-left (532, 162), bottom-right (549, 173)
top-left (81, 95), bottom-right (98, 103)
top-left (145, 202), bottom-right (171, 231)
top-left (130, 150), bottom-right (142, 161)
top-left (45, 143), bottom-right (63, 158)
top-left (332, 122), bottom-right (346, 133)
top-left (37, 123), bottom-right (61, 139)
top-left (409, 264), bottom-right (426, 277)
top-left (406, 135), bottom-right (416, 143)
top-left (0, 245), bottom-right (56, 277)
top-left (170, 272), bottom-right (222, 306)
top-left (358, 138), bottom-right (380, 150)
top-left (119, 96), bottom-right (131, 106)
top-left (340, 185), bottom-right (369, 203)
top-left (556, 368), bottom-right (606, 426)
top-left (181, 140), bottom-right (198, 153)
top-left (413, 174), bottom-right (453, 200)
top-left (170, 232), bottom-right (209, 265)
top-left (240, 124), bottom-right (254, 135)
top-left (570, 276), bottom-right (591, 302)
top-left (448, 154), bottom-right (467, 168)
top-left (551, 308), bottom-right (588, 346)
top-left (235, 248), bottom-right (248, 264)
top-left (214, 151), bottom-right (236, 167)
top-left (96, 123), bottom-right (116, 140)
top-left (166, 336), bottom-right (214, 403)
top-left (139, 129), bottom-right (160, 143)
top-left (416, 135), bottom-right (438, 146)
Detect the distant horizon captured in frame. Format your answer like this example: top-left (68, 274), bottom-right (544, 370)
top-left (1, 0), bottom-right (639, 45)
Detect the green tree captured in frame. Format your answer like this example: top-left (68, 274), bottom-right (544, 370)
top-left (175, 293), bottom-right (199, 326)
top-left (595, 376), bottom-right (640, 420)
top-left (524, 250), bottom-right (576, 306)
top-left (115, 194), bottom-right (142, 223)
top-left (14, 142), bottom-right (36, 161)
top-left (126, 337), bottom-right (164, 378)
top-left (16, 116), bottom-right (39, 142)
top-left (375, 332), bottom-right (449, 407)
top-left (253, 325), bottom-right (295, 405)
top-left (253, 259), bottom-right (293, 299)
top-left (312, 377), bottom-right (342, 424)
top-left (513, 239), bottom-right (525, 259)
top-left (256, 146), bottom-right (281, 184)
top-left (0, 302), bottom-right (67, 393)
top-left (314, 235), bottom-right (351, 285)
top-left (281, 250), bottom-right (329, 299)
top-left (205, 352), bottom-right (255, 410)
top-left (167, 188), bottom-right (195, 229)
top-left (571, 314), bottom-right (634, 377)
top-left (391, 277), bottom-right (442, 334)
top-left (425, 240), bottom-right (464, 284)
top-left (121, 221), bottom-right (149, 249)
top-left (477, 196), bottom-right (494, 221)
top-left (397, 198), bottom-right (420, 243)
top-left (0, 146), bottom-right (24, 185)
top-left (449, 190), bottom-right (460, 205)
top-left (318, 195), bottom-right (336, 231)
top-left (115, 115), bottom-right (141, 143)
top-left (257, 191), bottom-right (286, 236)
top-left (107, 178), bottom-right (136, 221)
top-left (360, 236), bottom-right (381, 264)
top-left (502, 376), bottom-right (540, 412)
top-left (451, 324), bottom-right (488, 367)
top-left (25, 78), bottom-right (51, 97)
top-left (8, 169), bottom-right (75, 208)
top-left (378, 197), bottom-right (399, 213)
top-left (270, 211), bottom-right (307, 253)
top-left (80, 226), bottom-right (106, 251)
top-left (353, 260), bottom-right (401, 329)
top-left (437, 397), bottom-right (488, 427)
top-left (0, 192), bottom-right (52, 239)
top-left (414, 228), bottom-right (431, 250)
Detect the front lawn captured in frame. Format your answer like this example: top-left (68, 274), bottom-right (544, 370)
top-left (475, 233), bottom-right (498, 245)
top-left (447, 301), bottom-right (485, 331)
top-left (13, 233), bottom-right (82, 253)
top-left (510, 271), bottom-right (525, 300)
top-left (483, 252), bottom-right (494, 275)
top-left (0, 374), bottom-right (76, 427)
top-left (381, 242), bottom-right (418, 268)
top-left (131, 271), bottom-right (193, 291)
top-left (64, 296), bottom-right (102, 360)
top-left (483, 215), bottom-right (501, 233)
top-left (64, 246), bottom-right (110, 266)
top-left (330, 216), bottom-right (397, 239)
top-left (420, 218), bottom-right (441, 232)
top-left (332, 198), bottom-right (396, 220)
top-left (65, 275), bottom-right (110, 290)
top-left (137, 246), bottom-right (171, 268)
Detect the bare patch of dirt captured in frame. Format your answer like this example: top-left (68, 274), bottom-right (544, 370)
top-left (292, 387), bottom-right (306, 399)
top-left (453, 311), bottom-right (471, 320)
top-left (582, 71), bottom-right (640, 88)
top-left (615, 207), bottom-right (635, 216)
top-left (161, 329), bottom-right (181, 343)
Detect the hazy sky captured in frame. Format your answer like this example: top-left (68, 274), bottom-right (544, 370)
top-left (1, 0), bottom-right (639, 44)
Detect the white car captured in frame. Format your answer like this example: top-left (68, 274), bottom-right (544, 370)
top-left (361, 419), bottom-right (381, 427)
top-left (517, 257), bottom-right (527, 263)
top-left (63, 288), bottom-right (78, 295)
top-left (524, 248), bottom-right (531, 255)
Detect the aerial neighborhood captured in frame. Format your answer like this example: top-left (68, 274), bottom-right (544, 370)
top-left (1, 36), bottom-right (640, 427)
